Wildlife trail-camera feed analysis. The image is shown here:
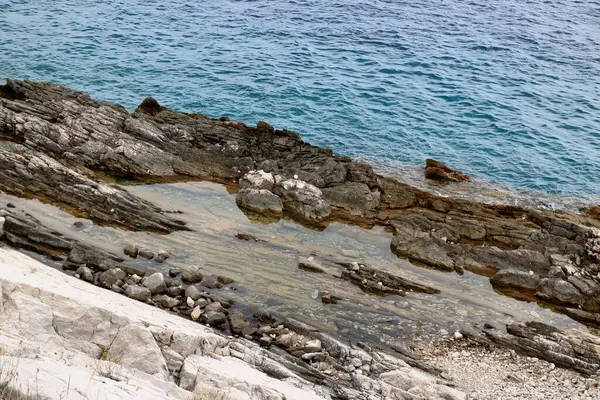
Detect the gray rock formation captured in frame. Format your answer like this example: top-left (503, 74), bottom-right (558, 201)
top-left (2, 79), bottom-right (600, 325)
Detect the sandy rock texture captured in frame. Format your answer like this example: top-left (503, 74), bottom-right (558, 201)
top-left (419, 337), bottom-right (600, 400)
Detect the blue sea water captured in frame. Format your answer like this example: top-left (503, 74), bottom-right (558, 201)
top-left (1, 0), bottom-right (599, 198)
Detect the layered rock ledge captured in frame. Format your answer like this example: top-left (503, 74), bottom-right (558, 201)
top-left (2, 79), bottom-right (600, 326)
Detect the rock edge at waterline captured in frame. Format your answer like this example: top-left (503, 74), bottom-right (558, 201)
top-left (2, 79), bottom-right (600, 325)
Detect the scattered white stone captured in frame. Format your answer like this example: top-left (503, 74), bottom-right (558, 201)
top-left (187, 296), bottom-right (195, 308)
top-left (454, 331), bottom-right (463, 340)
top-left (191, 305), bottom-right (202, 321)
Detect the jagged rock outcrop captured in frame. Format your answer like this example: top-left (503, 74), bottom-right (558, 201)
top-left (2, 79), bottom-right (600, 324)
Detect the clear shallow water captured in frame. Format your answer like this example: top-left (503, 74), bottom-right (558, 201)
top-left (0, 184), bottom-right (585, 346)
top-left (1, 0), bottom-right (600, 197)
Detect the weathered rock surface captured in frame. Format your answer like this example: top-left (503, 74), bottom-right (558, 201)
top-left (298, 257), bottom-right (326, 273)
top-left (2, 80), bottom-right (600, 323)
top-left (462, 321), bottom-right (600, 376)
top-left (0, 248), bottom-right (466, 400)
top-left (125, 284), bottom-right (152, 302)
top-left (143, 272), bottom-right (167, 295)
top-left (424, 158), bottom-right (470, 182)
top-left (337, 261), bottom-right (441, 295)
top-left (236, 188), bottom-right (284, 216)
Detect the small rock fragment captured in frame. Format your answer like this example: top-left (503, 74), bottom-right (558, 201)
top-left (185, 285), bottom-right (203, 301)
top-left (138, 250), bottom-right (154, 259)
top-left (182, 266), bottom-right (203, 284)
top-left (75, 266), bottom-right (94, 283)
top-left (99, 268), bottom-right (126, 288)
top-left (143, 272), bottom-right (167, 295)
top-left (153, 295), bottom-right (180, 308)
top-left (203, 311), bottom-right (227, 326)
top-left (125, 285), bottom-right (152, 302)
top-left (304, 339), bottom-right (322, 353)
top-left (191, 306), bottom-right (202, 321)
top-left (123, 244), bottom-right (139, 258)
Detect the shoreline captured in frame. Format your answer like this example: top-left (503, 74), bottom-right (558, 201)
top-left (1, 79), bottom-right (600, 398)
top-left (371, 158), bottom-right (600, 214)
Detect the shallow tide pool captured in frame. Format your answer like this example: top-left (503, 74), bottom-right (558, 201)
top-left (0, 181), bottom-right (585, 347)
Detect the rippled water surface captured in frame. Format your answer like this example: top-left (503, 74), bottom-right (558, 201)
top-left (1, 0), bottom-right (600, 196)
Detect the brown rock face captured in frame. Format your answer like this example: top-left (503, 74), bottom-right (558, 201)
top-left (583, 205), bottom-right (600, 221)
top-left (424, 158), bottom-right (470, 182)
top-left (135, 96), bottom-right (165, 116)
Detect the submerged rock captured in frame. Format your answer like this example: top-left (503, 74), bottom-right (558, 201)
top-left (182, 266), bottom-right (203, 284)
top-left (155, 249), bottom-right (172, 263)
top-left (201, 275), bottom-right (223, 289)
top-left (298, 257), bottom-right (325, 273)
top-left (123, 244), bottom-right (139, 258)
top-left (138, 250), bottom-right (155, 259)
top-left (236, 188), bottom-right (283, 216)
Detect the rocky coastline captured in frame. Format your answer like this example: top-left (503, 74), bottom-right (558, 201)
top-left (1, 79), bottom-right (600, 399)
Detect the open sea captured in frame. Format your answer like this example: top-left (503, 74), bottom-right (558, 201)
top-left (1, 0), bottom-right (599, 200)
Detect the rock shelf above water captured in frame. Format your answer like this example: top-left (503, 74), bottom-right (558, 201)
top-left (2, 79), bottom-right (600, 326)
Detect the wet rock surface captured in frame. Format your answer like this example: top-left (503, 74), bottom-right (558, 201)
top-left (2, 80), bottom-right (600, 321)
top-left (424, 158), bottom-right (471, 182)
top-left (337, 261), bottom-right (441, 296)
